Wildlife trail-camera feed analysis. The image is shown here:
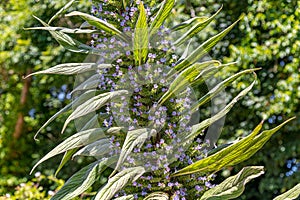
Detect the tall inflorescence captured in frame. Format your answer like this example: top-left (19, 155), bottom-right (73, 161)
top-left (89, 1), bottom-right (214, 199)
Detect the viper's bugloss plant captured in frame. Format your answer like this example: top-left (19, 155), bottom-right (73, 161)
top-left (26, 0), bottom-right (299, 200)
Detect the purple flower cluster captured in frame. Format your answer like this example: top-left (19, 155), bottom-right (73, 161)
top-left (89, 1), bottom-right (216, 199)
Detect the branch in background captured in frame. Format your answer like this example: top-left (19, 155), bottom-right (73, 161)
top-left (13, 69), bottom-right (32, 139)
top-left (186, 0), bottom-right (195, 17)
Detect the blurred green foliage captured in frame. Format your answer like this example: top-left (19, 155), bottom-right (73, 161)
top-left (0, 173), bottom-right (64, 200)
top-left (0, 0), bottom-right (90, 196)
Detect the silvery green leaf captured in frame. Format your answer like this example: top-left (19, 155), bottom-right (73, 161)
top-left (273, 183), bottom-right (300, 200)
top-left (144, 192), bottom-right (169, 200)
top-left (24, 26), bottom-right (98, 34)
top-left (31, 128), bottom-right (107, 174)
top-left (176, 76), bottom-right (257, 151)
top-left (25, 63), bottom-right (111, 78)
top-left (34, 89), bottom-right (98, 139)
top-left (173, 6), bottom-right (222, 46)
top-left (32, 15), bottom-right (101, 54)
top-left (55, 148), bottom-right (78, 177)
top-left (79, 114), bottom-right (100, 131)
top-left (134, 2), bottom-right (149, 65)
top-left (159, 60), bottom-right (221, 105)
top-left (171, 16), bottom-right (209, 31)
top-left (34, 102), bottom-right (72, 140)
top-left (71, 74), bottom-right (101, 95)
top-left (94, 167), bottom-right (145, 200)
top-left (66, 11), bottom-right (129, 42)
top-left (173, 116), bottom-right (295, 176)
top-left (191, 68), bottom-right (260, 111)
top-left (114, 195), bottom-right (134, 200)
top-left (73, 138), bottom-right (111, 158)
top-left (175, 14), bottom-right (244, 71)
top-left (111, 128), bottom-right (156, 176)
top-left (200, 166), bottom-right (264, 200)
top-left (48, 0), bottom-right (76, 24)
top-left (150, 0), bottom-right (175, 36)
top-left (52, 158), bottom-right (116, 200)
top-left (62, 90), bottom-right (129, 133)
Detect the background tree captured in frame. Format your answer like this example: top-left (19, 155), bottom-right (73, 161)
top-left (0, 0), bottom-right (89, 194)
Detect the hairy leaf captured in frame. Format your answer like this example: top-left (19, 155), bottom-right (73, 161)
top-left (114, 195), bottom-right (134, 200)
top-left (48, 0), bottom-right (76, 24)
top-left (273, 183), bottom-right (300, 200)
top-left (34, 89), bottom-right (98, 139)
top-left (111, 128), bottom-right (156, 176)
top-left (173, 6), bottom-right (222, 46)
top-left (181, 75), bottom-right (257, 144)
top-left (52, 158), bottom-right (116, 200)
top-left (94, 167), bottom-right (145, 200)
top-left (191, 68), bottom-right (261, 111)
top-left (134, 2), bottom-right (149, 65)
top-left (200, 166), bottom-right (264, 200)
top-left (150, 0), bottom-right (175, 36)
top-left (79, 114), bottom-right (101, 131)
top-left (73, 138), bottom-right (111, 158)
top-left (32, 15), bottom-right (101, 54)
top-left (66, 11), bottom-right (128, 41)
top-left (171, 16), bottom-right (209, 31)
top-left (144, 192), bottom-right (169, 200)
top-left (31, 127), bottom-right (122, 174)
top-left (173, 117), bottom-right (295, 176)
top-left (159, 60), bottom-right (221, 105)
top-left (175, 14), bottom-right (244, 71)
top-left (62, 90), bottom-right (129, 133)
top-left (55, 148), bottom-right (78, 177)
top-left (25, 63), bottom-right (111, 78)
top-left (34, 103), bottom-right (72, 140)
top-left (71, 74), bottom-right (101, 95)
top-left (24, 26), bottom-right (98, 34)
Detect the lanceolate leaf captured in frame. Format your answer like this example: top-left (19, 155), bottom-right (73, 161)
top-left (30, 127), bottom-right (122, 174)
top-left (24, 63), bottom-right (111, 78)
top-left (144, 192), bottom-right (169, 200)
top-left (94, 167), bottom-right (145, 200)
top-left (183, 76), bottom-right (256, 142)
top-left (159, 60), bottom-right (221, 105)
top-left (273, 183), bottom-right (300, 200)
top-left (72, 138), bottom-right (111, 158)
top-left (55, 148), bottom-right (78, 177)
top-left (33, 15), bottom-right (101, 54)
top-left (112, 129), bottom-right (157, 176)
top-left (79, 114), bottom-right (101, 131)
top-left (171, 16), bottom-right (209, 31)
top-left (114, 195), bottom-right (134, 200)
top-left (191, 68), bottom-right (261, 111)
top-left (173, 6), bottom-right (223, 46)
top-left (66, 11), bottom-right (128, 42)
top-left (24, 27), bottom-right (98, 34)
top-left (200, 166), bottom-right (264, 200)
top-left (34, 90), bottom-right (98, 139)
top-left (48, 0), bottom-right (76, 24)
top-left (51, 158), bottom-right (116, 200)
top-left (175, 14), bottom-right (245, 71)
top-left (71, 74), bottom-right (101, 95)
top-left (191, 62), bottom-right (238, 87)
top-left (34, 103), bottom-right (72, 140)
top-left (229, 116), bottom-right (296, 167)
top-left (150, 0), bottom-right (175, 36)
top-left (134, 2), bottom-right (149, 66)
top-left (62, 90), bottom-right (129, 133)
top-left (173, 117), bottom-right (295, 177)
